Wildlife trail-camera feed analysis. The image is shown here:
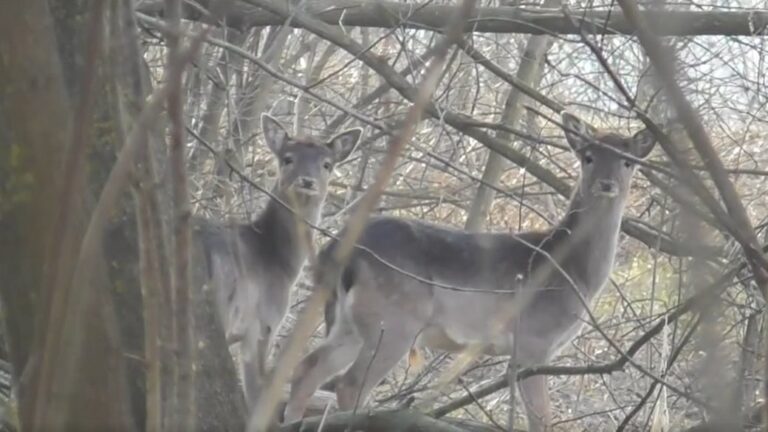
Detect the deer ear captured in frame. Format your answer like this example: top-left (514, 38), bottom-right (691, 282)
top-left (631, 128), bottom-right (657, 159)
top-left (261, 114), bottom-right (290, 155)
top-left (327, 128), bottom-right (362, 163)
top-left (561, 111), bottom-right (596, 153)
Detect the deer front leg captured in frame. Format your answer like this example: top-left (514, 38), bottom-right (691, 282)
top-left (283, 335), bottom-right (361, 423)
top-left (519, 374), bottom-right (552, 432)
top-left (335, 324), bottom-right (417, 411)
top-left (256, 329), bottom-right (271, 378)
top-left (241, 323), bottom-right (272, 407)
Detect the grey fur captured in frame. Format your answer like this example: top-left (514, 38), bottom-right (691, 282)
top-left (199, 114), bottom-right (361, 411)
top-left (284, 112), bottom-right (657, 431)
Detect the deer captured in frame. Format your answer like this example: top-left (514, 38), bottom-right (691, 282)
top-left (198, 114), bottom-right (361, 409)
top-left (282, 111), bottom-right (657, 431)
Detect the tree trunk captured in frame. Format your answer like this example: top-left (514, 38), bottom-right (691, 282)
top-left (465, 0), bottom-right (555, 231)
top-left (0, 0), bottom-right (137, 429)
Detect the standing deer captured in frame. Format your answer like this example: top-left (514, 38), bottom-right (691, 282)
top-left (199, 114), bottom-right (361, 408)
top-left (283, 112), bottom-right (656, 431)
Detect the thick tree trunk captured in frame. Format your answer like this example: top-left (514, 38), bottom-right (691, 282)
top-left (0, 0), bottom-right (136, 429)
top-left (2, 2), bottom-right (247, 430)
top-left (189, 238), bottom-right (247, 431)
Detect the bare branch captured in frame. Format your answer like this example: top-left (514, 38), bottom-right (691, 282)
top-left (281, 409), bottom-right (467, 432)
top-left (138, 1), bottom-right (768, 36)
top-left (164, 0), bottom-right (196, 428)
top-left (618, 0), bottom-right (768, 282)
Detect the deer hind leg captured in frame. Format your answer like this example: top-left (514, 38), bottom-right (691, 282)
top-left (283, 322), bottom-right (362, 423)
top-left (334, 323), bottom-right (418, 411)
top-left (519, 373), bottom-right (552, 432)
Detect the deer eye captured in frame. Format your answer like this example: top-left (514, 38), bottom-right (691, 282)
top-left (282, 155), bottom-right (294, 165)
top-left (624, 160), bottom-right (633, 168)
top-left (583, 153), bottom-right (593, 164)
top-left (323, 161), bottom-right (332, 171)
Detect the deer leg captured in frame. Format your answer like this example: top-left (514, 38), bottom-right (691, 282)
top-left (283, 330), bottom-right (362, 423)
top-left (256, 327), bottom-right (271, 378)
top-left (519, 374), bottom-right (552, 432)
top-left (335, 325), bottom-right (416, 411)
top-left (241, 323), bottom-right (271, 407)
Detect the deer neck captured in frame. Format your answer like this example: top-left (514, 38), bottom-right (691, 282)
top-left (251, 188), bottom-right (323, 277)
top-left (552, 187), bottom-right (626, 294)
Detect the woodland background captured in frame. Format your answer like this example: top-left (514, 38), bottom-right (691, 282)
top-left (1, 0), bottom-right (768, 431)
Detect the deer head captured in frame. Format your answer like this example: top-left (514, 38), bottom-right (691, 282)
top-left (561, 111), bottom-right (656, 204)
top-left (261, 114), bottom-right (362, 210)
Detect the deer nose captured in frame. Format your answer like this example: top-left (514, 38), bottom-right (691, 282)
top-left (598, 180), bottom-right (616, 193)
top-left (298, 177), bottom-right (316, 190)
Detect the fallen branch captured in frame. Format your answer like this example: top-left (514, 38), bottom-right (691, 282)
top-left (281, 409), bottom-right (476, 432)
top-left (138, 1), bottom-right (768, 36)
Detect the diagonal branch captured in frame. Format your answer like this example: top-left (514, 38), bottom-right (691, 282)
top-left (240, 0), bottom-right (716, 262)
top-left (246, 1), bottom-right (478, 430)
top-left (140, 7), bottom-right (722, 260)
top-left (616, 0), bottom-right (768, 425)
top-left (616, 0), bottom-right (768, 289)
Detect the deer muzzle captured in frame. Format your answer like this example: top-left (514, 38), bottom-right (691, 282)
top-left (592, 180), bottom-right (618, 198)
top-left (292, 177), bottom-right (320, 196)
